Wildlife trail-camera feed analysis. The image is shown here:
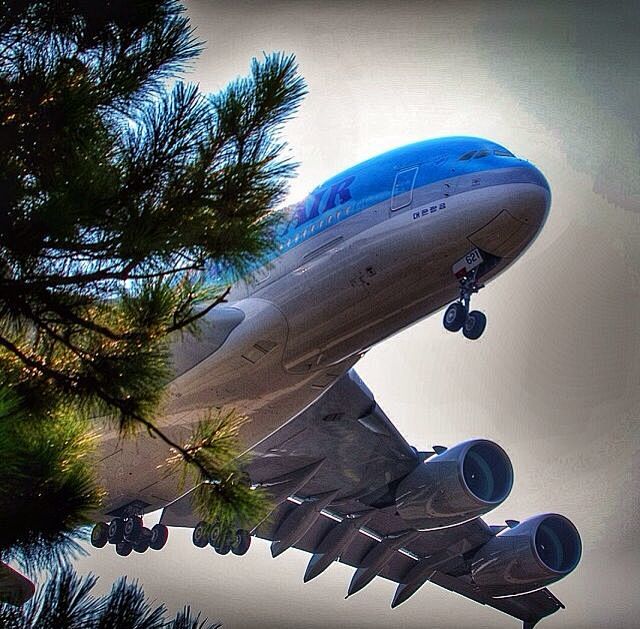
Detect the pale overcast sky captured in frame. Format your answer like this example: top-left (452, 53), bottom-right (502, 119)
top-left (77, 2), bottom-right (639, 627)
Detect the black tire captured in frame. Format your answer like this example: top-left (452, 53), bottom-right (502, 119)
top-left (208, 523), bottom-right (221, 548)
top-left (133, 530), bottom-right (150, 553)
top-left (443, 302), bottom-right (467, 332)
top-left (216, 540), bottom-right (231, 555)
top-left (108, 518), bottom-right (125, 544)
top-left (149, 524), bottom-right (168, 550)
top-left (212, 526), bottom-right (231, 555)
top-left (124, 516), bottom-right (143, 543)
top-left (90, 522), bottom-right (109, 548)
top-left (192, 521), bottom-right (209, 548)
top-left (231, 529), bottom-right (251, 556)
top-left (463, 310), bottom-right (487, 340)
top-left (115, 541), bottom-right (133, 556)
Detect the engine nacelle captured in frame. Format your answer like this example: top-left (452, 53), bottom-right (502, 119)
top-left (470, 513), bottom-right (582, 596)
top-left (395, 439), bottom-right (513, 529)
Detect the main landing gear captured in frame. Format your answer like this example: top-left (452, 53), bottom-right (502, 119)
top-left (192, 520), bottom-right (252, 556)
top-left (443, 270), bottom-right (487, 340)
top-left (90, 517), bottom-right (169, 556)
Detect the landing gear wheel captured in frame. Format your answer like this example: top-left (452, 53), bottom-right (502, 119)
top-left (231, 529), bottom-right (251, 556)
top-left (91, 522), bottom-right (109, 548)
top-left (443, 302), bottom-right (467, 332)
top-left (108, 518), bottom-right (125, 544)
top-left (115, 541), bottom-right (133, 556)
top-left (133, 528), bottom-right (151, 553)
top-left (462, 310), bottom-right (487, 340)
top-left (133, 540), bottom-right (149, 553)
top-left (149, 524), bottom-right (168, 550)
top-left (192, 521), bottom-right (209, 548)
top-left (124, 516), bottom-right (143, 542)
top-left (208, 523), bottom-right (221, 548)
top-left (216, 539), bottom-right (231, 555)
top-left (210, 525), bottom-right (231, 555)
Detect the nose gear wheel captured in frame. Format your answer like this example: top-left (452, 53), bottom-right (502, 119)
top-left (443, 269), bottom-right (487, 340)
top-left (463, 310), bottom-right (487, 340)
top-left (443, 302), bottom-right (467, 332)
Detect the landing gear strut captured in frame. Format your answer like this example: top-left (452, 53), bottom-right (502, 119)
top-left (443, 269), bottom-right (487, 340)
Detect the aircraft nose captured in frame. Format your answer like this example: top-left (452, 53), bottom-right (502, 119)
top-left (505, 162), bottom-right (551, 228)
top-left (467, 163), bottom-right (551, 259)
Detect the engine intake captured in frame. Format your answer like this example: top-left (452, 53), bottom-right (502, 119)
top-left (470, 513), bottom-right (582, 596)
top-left (395, 439), bottom-right (513, 529)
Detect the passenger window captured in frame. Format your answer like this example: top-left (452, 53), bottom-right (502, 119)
top-left (391, 166), bottom-right (419, 211)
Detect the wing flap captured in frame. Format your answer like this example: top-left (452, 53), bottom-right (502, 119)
top-left (431, 572), bottom-right (564, 627)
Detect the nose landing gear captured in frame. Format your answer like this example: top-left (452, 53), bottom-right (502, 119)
top-left (443, 270), bottom-right (487, 340)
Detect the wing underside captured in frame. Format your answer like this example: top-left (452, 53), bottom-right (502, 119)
top-left (160, 369), bottom-right (567, 628)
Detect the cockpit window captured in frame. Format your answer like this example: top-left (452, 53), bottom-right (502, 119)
top-left (494, 149), bottom-right (515, 157)
top-left (473, 150), bottom-right (489, 159)
top-left (458, 151), bottom-right (476, 160)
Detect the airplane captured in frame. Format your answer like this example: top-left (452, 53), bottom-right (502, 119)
top-left (20, 136), bottom-right (585, 627)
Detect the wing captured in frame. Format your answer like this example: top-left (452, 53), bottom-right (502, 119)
top-left (0, 561), bottom-right (35, 606)
top-left (160, 369), bottom-right (566, 628)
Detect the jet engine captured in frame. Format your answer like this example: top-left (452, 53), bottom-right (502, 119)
top-left (395, 439), bottom-right (513, 529)
top-left (469, 513), bottom-right (582, 596)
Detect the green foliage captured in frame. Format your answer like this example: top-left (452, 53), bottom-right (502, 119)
top-left (176, 411), bottom-right (271, 536)
top-left (0, 0), bottom-right (302, 572)
top-left (0, 566), bottom-right (222, 628)
top-left (0, 385), bottom-right (103, 574)
top-left (0, 0), bottom-right (306, 429)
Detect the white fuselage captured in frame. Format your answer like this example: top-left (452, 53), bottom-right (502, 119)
top-left (95, 138), bottom-right (551, 517)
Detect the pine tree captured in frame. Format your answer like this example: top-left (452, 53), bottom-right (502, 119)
top-left (0, 0), bottom-right (306, 580)
top-left (0, 565), bottom-right (223, 628)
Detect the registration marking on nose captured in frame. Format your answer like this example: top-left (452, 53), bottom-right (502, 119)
top-left (452, 248), bottom-right (483, 279)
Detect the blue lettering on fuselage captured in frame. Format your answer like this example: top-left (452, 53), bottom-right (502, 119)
top-left (209, 137), bottom-right (522, 286)
top-left (271, 136), bottom-right (521, 257)
top-left (285, 175), bottom-right (356, 232)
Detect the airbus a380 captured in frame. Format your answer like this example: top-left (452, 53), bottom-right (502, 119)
top-left (4, 137), bottom-right (582, 627)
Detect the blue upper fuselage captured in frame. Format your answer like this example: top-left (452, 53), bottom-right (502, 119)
top-left (274, 136), bottom-right (533, 252)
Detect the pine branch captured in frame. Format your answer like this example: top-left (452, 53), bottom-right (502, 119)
top-left (166, 285), bottom-right (231, 334)
top-left (1, 0), bottom-right (302, 572)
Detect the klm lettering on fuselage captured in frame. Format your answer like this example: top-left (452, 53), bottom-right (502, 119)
top-left (283, 175), bottom-right (356, 233)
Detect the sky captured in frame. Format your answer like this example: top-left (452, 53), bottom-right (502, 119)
top-left (77, 1), bottom-right (640, 627)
